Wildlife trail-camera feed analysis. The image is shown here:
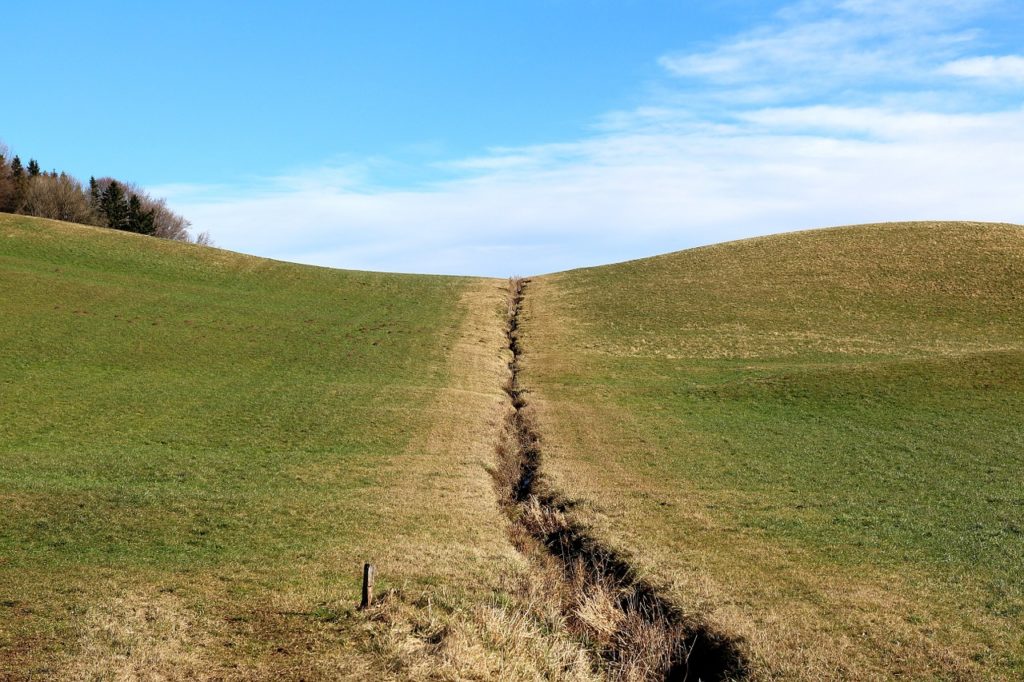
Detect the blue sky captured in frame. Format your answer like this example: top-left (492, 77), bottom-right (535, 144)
top-left (4, 0), bottom-right (1024, 275)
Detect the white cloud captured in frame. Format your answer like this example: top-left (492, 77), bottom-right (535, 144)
top-left (166, 104), bottom-right (1024, 276)
top-left (658, 0), bottom-right (992, 95)
top-left (940, 55), bottom-right (1024, 83)
top-left (159, 1), bottom-right (1024, 277)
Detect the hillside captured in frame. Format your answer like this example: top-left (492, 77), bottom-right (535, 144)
top-left (4, 216), bottom-right (1023, 680)
top-left (0, 214), bottom-right (596, 679)
top-left (521, 221), bottom-right (1024, 679)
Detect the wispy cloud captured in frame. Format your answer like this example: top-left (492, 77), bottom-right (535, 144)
top-left (940, 55), bottom-right (1024, 83)
top-left (158, 0), bottom-right (1024, 277)
top-left (658, 0), bottom-right (989, 95)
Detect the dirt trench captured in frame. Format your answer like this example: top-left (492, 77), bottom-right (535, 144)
top-left (494, 277), bottom-right (748, 682)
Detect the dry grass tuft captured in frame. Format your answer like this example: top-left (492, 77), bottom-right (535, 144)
top-left (357, 582), bottom-right (598, 681)
top-left (66, 590), bottom-right (214, 681)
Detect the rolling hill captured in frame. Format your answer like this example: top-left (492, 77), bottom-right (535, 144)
top-left (3, 215), bottom-right (1022, 680)
top-left (0, 213), bottom-right (595, 679)
top-left (521, 221), bottom-right (1024, 679)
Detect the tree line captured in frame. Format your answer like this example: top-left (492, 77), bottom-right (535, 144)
top-left (0, 140), bottom-right (208, 244)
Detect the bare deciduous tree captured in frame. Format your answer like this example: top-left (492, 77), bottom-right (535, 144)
top-left (23, 173), bottom-right (94, 224)
top-left (1, 138), bottom-right (199, 243)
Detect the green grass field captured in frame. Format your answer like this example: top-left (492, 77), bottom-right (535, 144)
top-left (0, 214), bottom-right (603, 679)
top-left (522, 222), bottom-right (1024, 679)
top-left (4, 215), bottom-right (1022, 680)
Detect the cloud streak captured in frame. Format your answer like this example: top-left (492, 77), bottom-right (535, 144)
top-left (158, 0), bottom-right (1024, 277)
top-left (941, 55), bottom-right (1024, 83)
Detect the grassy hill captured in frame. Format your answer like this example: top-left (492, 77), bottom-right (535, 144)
top-left (0, 214), bottom-right (597, 680)
top-left (5, 215), bottom-right (1022, 680)
top-left (521, 222), bottom-right (1024, 679)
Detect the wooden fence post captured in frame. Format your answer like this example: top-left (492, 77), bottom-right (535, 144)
top-left (360, 562), bottom-right (375, 610)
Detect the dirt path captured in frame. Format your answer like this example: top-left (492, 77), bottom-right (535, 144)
top-left (355, 279), bottom-right (599, 681)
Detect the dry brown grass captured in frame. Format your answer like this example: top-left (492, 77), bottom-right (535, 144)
top-left (65, 590), bottom-right (216, 681)
top-left (356, 580), bottom-right (597, 681)
top-left (346, 278), bottom-right (600, 681)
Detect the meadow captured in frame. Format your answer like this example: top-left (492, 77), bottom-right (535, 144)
top-left (0, 214), bottom-right (597, 679)
top-left (3, 215), bottom-right (1022, 680)
top-left (521, 222), bottom-right (1024, 679)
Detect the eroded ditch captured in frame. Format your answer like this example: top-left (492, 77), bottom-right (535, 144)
top-left (494, 277), bottom-right (748, 682)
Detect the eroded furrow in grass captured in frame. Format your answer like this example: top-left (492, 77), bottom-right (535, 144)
top-left (494, 277), bottom-right (748, 682)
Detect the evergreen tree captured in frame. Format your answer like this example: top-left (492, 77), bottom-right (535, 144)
top-left (88, 177), bottom-right (100, 207)
top-left (100, 180), bottom-right (129, 230)
top-left (27, 159), bottom-right (40, 177)
top-left (127, 194), bottom-right (156, 235)
top-left (8, 156), bottom-right (26, 211)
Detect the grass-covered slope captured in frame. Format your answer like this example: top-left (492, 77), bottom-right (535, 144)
top-left (0, 214), bottom-right (585, 679)
top-left (523, 222), bottom-right (1024, 679)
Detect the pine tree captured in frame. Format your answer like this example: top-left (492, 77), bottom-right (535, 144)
top-left (127, 194), bottom-right (156, 235)
top-left (8, 156), bottom-right (26, 212)
top-left (27, 159), bottom-right (40, 177)
top-left (88, 177), bottom-right (100, 207)
top-left (100, 181), bottom-right (129, 230)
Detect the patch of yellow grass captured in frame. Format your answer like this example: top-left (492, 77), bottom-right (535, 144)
top-left (358, 580), bottom-right (597, 681)
top-left (349, 279), bottom-right (601, 680)
top-left (66, 590), bottom-right (215, 681)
